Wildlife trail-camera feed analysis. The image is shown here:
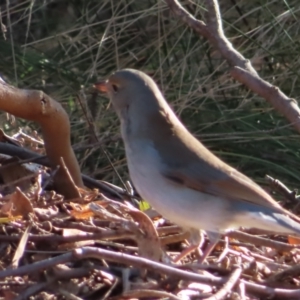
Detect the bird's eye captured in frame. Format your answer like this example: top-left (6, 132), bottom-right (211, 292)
top-left (112, 84), bottom-right (118, 93)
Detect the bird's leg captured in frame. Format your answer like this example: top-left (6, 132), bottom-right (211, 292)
top-left (197, 231), bottom-right (221, 264)
top-left (173, 244), bottom-right (198, 263)
top-left (216, 236), bottom-right (229, 262)
top-left (173, 229), bottom-right (204, 263)
top-left (173, 230), bottom-right (221, 263)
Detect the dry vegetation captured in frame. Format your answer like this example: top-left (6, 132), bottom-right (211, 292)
top-left (0, 0), bottom-right (300, 299)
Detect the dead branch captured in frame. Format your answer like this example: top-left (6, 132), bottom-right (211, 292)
top-left (0, 142), bottom-right (125, 199)
top-left (0, 80), bottom-right (83, 199)
top-left (205, 267), bottom-right (242, 300)
top-left (165, 0), bottom-right (300, 133)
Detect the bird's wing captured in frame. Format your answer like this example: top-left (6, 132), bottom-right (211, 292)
top-left (162, 159), bottom-right (281, 209)
top-left (159, 133), bottom-right (290, 215)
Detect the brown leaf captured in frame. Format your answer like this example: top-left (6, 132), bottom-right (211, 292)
top-left (288, 235), bottom-right (300, 245)
top-left (1, 187), bottom-right (34, 218)
top-left (126, 204), bottom-right (163, 262)
top-left (69, 202), bottom-right (96, 219)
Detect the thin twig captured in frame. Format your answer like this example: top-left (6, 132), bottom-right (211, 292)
top-left (165, 0), bottom-right (300, 133)
top-left (205, 267), bottom-right (242, 300)
top-left (228, 231), bottom-right (298, 252)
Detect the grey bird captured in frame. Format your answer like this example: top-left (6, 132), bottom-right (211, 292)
top-left (95, 68), bottom-right (300, 262)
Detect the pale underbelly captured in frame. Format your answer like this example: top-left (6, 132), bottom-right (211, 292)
top-left (127, 150), bottom-right (229, 232)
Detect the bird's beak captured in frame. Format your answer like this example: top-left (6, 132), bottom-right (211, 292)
top-left (94, 80), bottom-right (108, 93)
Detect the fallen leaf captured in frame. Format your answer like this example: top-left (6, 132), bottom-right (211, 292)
top-left (1, 187), bottom-right (34, 218)
top-left (288, 235), bottom-right (300, 245)
top-left (125, 203), bottom-right (163, 262)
